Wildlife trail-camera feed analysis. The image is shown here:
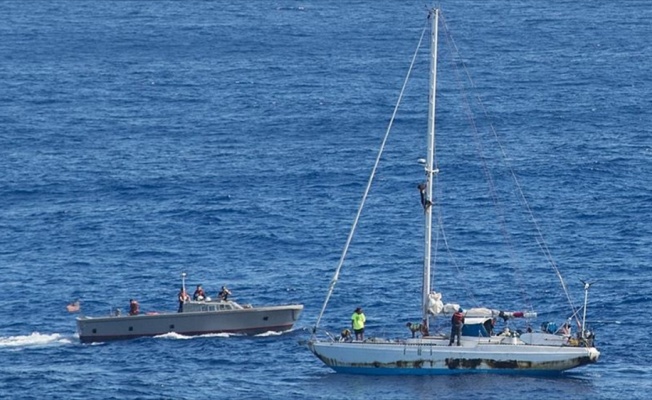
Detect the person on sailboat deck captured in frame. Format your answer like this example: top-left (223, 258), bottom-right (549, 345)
top-left (351, 307), bottom-right (366, 341)
top-left (128, 299), bottom-right (140, 316)
top-left (449, 308), bottom-right (465, 346)
top-left (193, 284), bottom-right (206, 301)
top-left (218, 286), bottom-right (232, 301)
top-left (483, 317), bottom-right (496, 336)
top-left (178, 288), bottom-right (190, 313)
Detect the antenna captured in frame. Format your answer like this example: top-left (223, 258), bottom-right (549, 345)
top-left (580, 279), bottom-right (595, 340)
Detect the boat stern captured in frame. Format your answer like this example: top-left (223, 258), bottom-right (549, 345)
top-left (587, 347), bottom-right (600, 363)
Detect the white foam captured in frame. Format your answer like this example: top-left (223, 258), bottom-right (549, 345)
top-left (153, 332), bottom-right (193, 340)
top-left (198, 332), bottom-right (234, 338)
top-left (255, 330), bottom-right (284, 337)
top-left (153, 332), bottom-right (234, 339)
top-left (0, 332), bottom-right (72, 348)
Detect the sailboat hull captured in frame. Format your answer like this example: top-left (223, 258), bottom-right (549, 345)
top-left (308, 339), bottom-right (599, 375)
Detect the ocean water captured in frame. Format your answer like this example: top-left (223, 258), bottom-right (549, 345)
top-left (1, 0), bottom-right (651, 399)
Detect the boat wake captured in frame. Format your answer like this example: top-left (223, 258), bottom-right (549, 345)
top-left (151, 330), bottom-right (293, 340)
top-left (153, 332), bottom-right (237, 340)
top-left (255, 330), bottom-right (285, 337)
top-left (153, 332), bottom-right (194, 340)
top-left (197, 332), bottom-right (237, 338)
top-left (0, 332), bottom-right (74, 349)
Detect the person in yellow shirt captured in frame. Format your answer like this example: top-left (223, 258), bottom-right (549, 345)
top-left (351, 307), bottom-right (366, 341)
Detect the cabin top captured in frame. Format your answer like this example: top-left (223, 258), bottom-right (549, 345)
top-left (181, 299), bottom-right (247, 313)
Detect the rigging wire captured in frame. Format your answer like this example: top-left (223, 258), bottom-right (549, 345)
top-left (438, 14), bottom-right (533, 310)
top-left (311, 17), bottom-right (431, 335)
top-left (438, 13), bottom-right (578, 316)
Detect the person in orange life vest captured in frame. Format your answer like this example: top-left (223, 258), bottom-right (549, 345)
top-left (128, 299), bottom-right (140, 316)
top-left (351, 307), bottom-right (366, 341)
top-left (449, 308), bottom-right (465, 346)
top-left (178, 288), bottom-right (190, 313)
top-left (193, 284), bottom-right (206, 301)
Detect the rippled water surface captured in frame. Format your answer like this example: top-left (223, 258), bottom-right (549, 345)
top-left (1, 1), bottom-right (651, 399)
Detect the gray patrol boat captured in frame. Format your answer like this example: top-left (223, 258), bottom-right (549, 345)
top-left (76, 274), bottom-right (303, 343)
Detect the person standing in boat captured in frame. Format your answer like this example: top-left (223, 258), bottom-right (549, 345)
top-left (193, 284), bottom-right (206, 301)
top-left (449, 308), bottom-right (465, 346)
top-left (218, 286), bottom-right (232, 301)
top-left (178, 288), bottom-right (190, 312)
top-left (483, 317), bottom-right (496, 336)
top-left (128, 299), bottom-right (140, 316)
top-left (351, 307), bottom-right (366, 341)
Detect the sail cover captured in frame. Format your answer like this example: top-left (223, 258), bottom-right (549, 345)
top-left (427, 292), bottom-right (536, 320)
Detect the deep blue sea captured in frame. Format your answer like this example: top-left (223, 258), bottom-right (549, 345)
top-left (1, 0), bottom-right (651, 399)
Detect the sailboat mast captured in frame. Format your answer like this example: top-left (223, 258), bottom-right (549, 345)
top-left (423, 9), bottom-right (439, 326)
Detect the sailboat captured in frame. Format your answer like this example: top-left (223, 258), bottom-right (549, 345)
top-left (307, 8), bottom-right (600, 374)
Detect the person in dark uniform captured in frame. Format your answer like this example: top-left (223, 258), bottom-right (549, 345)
top-left (483, 317), bottom-right (496, 336)
top-left (218, 286), bottom-right (232, 301)
top-left (193, 284), bottom-right (206, 301)
top-left (449, 308), bottom-right (465, 346)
